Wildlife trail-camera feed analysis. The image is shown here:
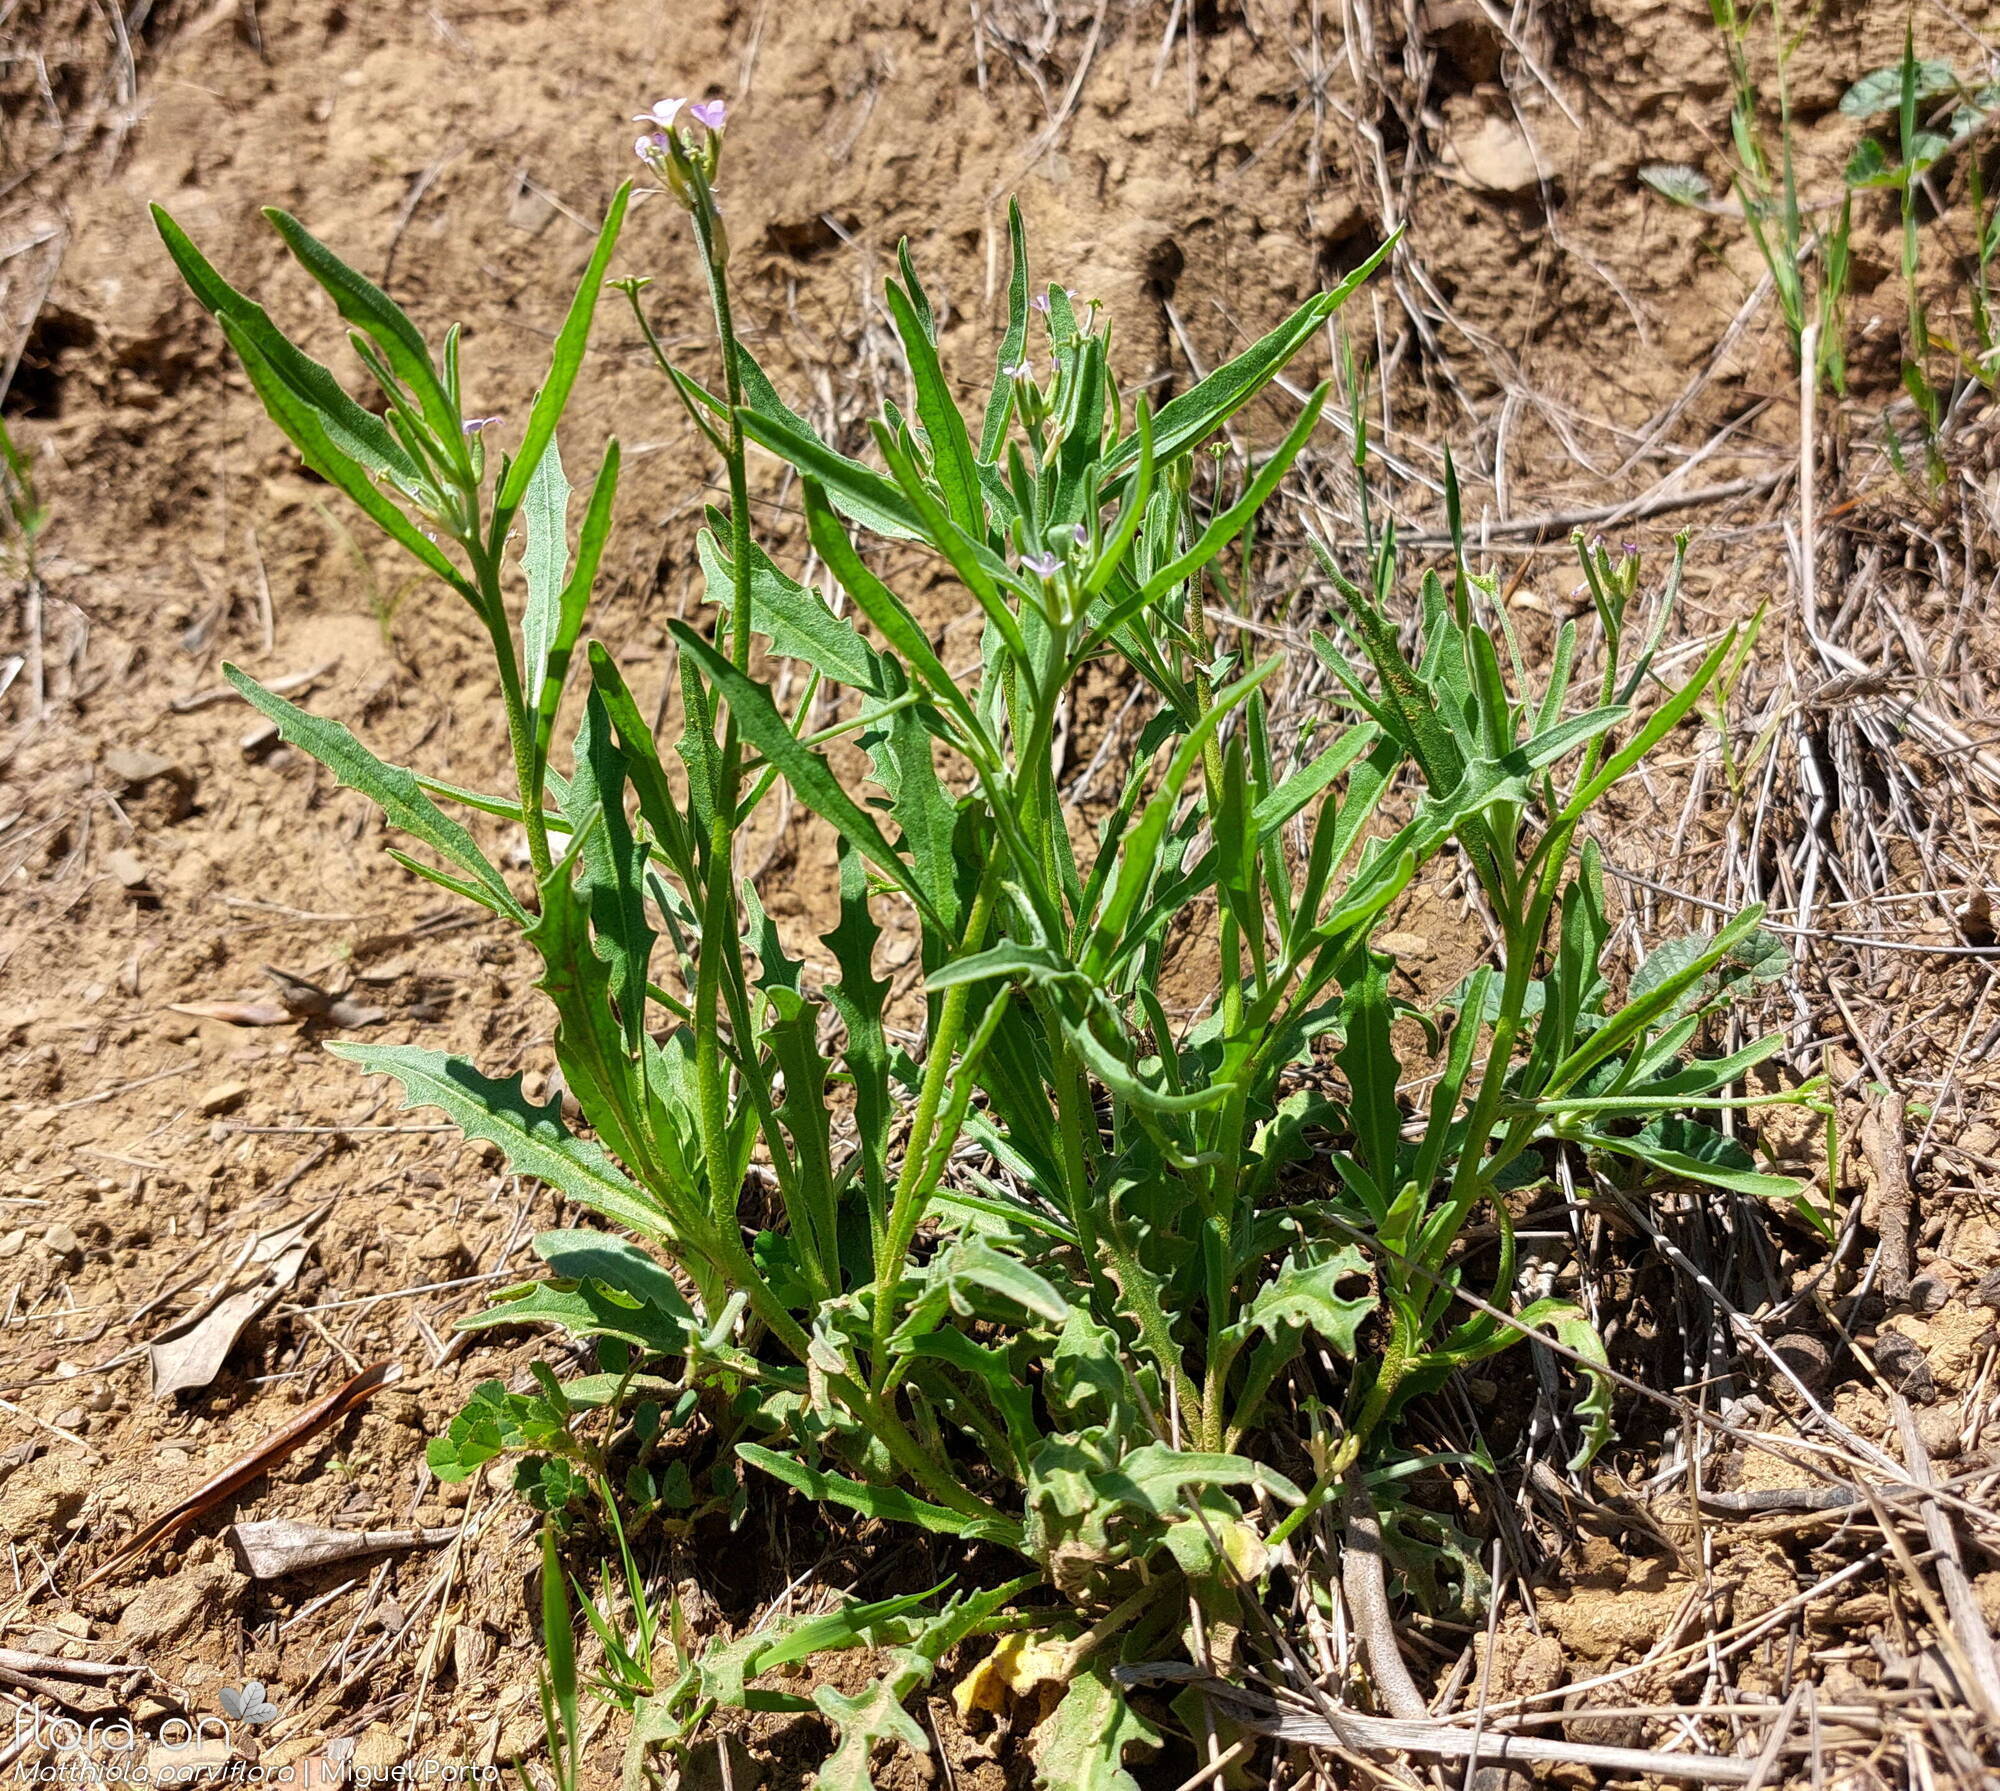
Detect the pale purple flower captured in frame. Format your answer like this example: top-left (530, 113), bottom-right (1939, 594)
top-left (1620, 541), bottom-right (1639, 557)
top-left (1071, 524), bottom-right (1089, 546)
top-left (1004, 359), bottom-right (1034, 381)
top-left (462, 416), bottom-right (503, 435)
top-left (1032, 293), bottom-right (1050, 314)
top-left (633, 98), bottom-right (687, 131)
top-left (634, 132), bottom-right (668, 162)
top-left (688, 98), bottom-right (727, 132)
top-left (1021, 551), bottom-right (1062, 579)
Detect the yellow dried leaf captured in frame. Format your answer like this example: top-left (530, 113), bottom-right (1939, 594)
top-left (952, 1631), bottom-right (1072, 1720)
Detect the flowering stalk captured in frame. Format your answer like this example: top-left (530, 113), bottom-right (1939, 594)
top-left (632, 101), bottom-right (751, 1227)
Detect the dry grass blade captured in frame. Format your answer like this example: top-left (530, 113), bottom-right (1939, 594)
top-left (1889, 1392), bottom-right (2000, 1727)
top-left (1861, 1089), bottom-right (1915, 1303)
top-left (76, 1360), bottom-right (401, 1589)
top-left (1194, 1678), bottom-right (1768, 1784)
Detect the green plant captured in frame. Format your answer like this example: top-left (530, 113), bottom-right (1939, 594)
top-left (1643, 0), bottom-right (1852, 394)
top-left (1841, 34), bottom-right (2000, 478)
top-left (155, 99), bottom-right (1822, 1787)
top-left (1647, 16), bottom-right (1999, 435)
top-left (0, 415), bottom-right (44, 568)
top-left (2, 414), bottom-right (48, 714)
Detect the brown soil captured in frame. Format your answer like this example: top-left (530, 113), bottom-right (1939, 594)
top-left (3, 0), bottom-right (1998, 1787)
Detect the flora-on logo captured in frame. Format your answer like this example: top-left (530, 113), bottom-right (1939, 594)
top-left (218, 1680), bottom-right (280, 1725)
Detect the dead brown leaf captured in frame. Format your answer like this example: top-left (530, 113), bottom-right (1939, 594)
top-left (147, 1207), bottom-right (327, 1398)
top-left (224, 1518), bottom-right (459, 1579)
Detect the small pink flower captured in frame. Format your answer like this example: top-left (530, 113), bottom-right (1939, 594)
top-left (688, 98), bottom-right (727, 132)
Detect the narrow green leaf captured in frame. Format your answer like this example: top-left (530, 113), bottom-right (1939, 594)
top-left (735, 364), bottom-right (923, 542)
top-left (1086, 658), bottom-right (1282, 972)
top-left (1556, 630), bottom-right (1734, 822)
top-left (534, 440), bottom-right (619, 759)
top-left (804, 481), bottom-right (985, 745)
top-left (669, 622), bottom-right (944, 930)
top-left (737, 1443), bottom-right (1023, 1545)
top-left (1083, 386), bottom-right (1327, 657)
top-left (1577, 1117), bottom-right (1807, 1202)
top-left (565, 690), bottom-right (656, 1051)
top-left (979, 200), bottom-right (1031, 463)
top-left (583, 641), bottom-right (692, 878)
top-left (1102, 234), bottom-right (1396, 476)
top-left (885, 277), bottom-right (984, 537)
top-left (1547, 905), bottom-right (1769, 1096)
top-left (520, 437), bottom-right (572, 758)
top-left (213, 316), bottom-right (470, 595)
top-left (1337, 948), bottom-right (1401, 1194)
top-left (496, 181), bottom-right (633, 513)
top-left (331, 1042), bottom-right (676, 1242)
top-left (263, 207), bottom-right (457, 441)
top-left (151, 206), bottom-right (426, 494)
top-left (821, 840), bottom-right (893, 1226)
top-left (224, 665), bottom-right (519, 917)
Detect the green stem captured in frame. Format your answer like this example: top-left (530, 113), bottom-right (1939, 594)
top-left (466, 532), bottom-right (551, 883)
top-left (1187, 587), bottom-right (1244, 1455)
top-left (1426, 826), bottom-right (1573, 1263)
top-left (680, 173), bottom-right (755, 1230)
top-left (834, 1373), bottom-right (1017, 1529)
top-left (867, 868), bottom-right (1001, 1371)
